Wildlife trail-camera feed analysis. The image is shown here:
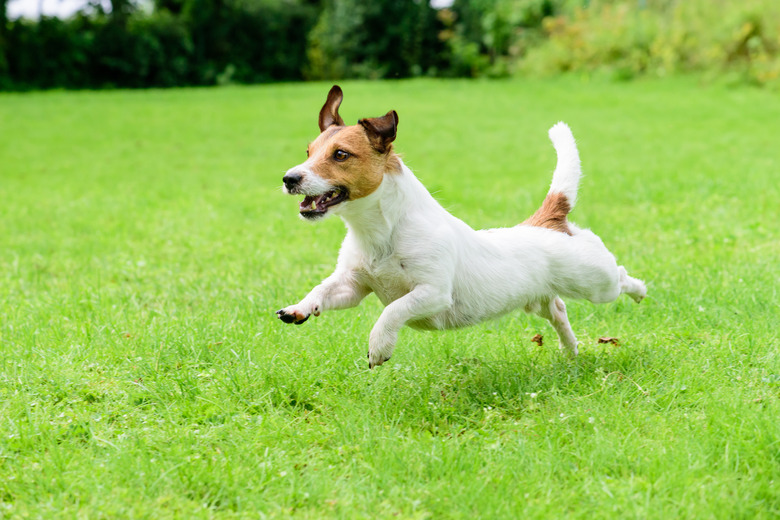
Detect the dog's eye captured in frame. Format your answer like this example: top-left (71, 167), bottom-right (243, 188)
top-left (333, 150), bottom-right (350, 162)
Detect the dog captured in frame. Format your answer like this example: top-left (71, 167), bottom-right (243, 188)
top-left (277, 85), bottom-right (646, 368)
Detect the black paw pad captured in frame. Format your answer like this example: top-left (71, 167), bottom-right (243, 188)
top-left (276, 310), bottom-right (295, 323)
top-left (277, 310), bottom-right (309, 324)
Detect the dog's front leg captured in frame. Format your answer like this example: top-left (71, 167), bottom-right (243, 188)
top-left (277, 270), bottom-right (370, 325)
top-left (368, 284), bottom-right (452, 368)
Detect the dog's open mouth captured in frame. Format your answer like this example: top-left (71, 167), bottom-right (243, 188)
top-left (299, 187), bottom-right (349, 218)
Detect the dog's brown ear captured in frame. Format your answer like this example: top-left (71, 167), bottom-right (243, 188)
top-left (358, 110), bottom-right (398, 153)
top-left (319, 85), bottom-right (345, 132)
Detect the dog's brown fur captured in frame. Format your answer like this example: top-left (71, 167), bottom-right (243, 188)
top-left (306, 125), bottom-right (401, 201)
top-left (307, 87), bottom-right (401, 201)
top-left (523, 192), bottom-right (572, 235)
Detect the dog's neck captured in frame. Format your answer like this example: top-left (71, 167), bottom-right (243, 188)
top-left (336, 159), bottom-right (442, 249)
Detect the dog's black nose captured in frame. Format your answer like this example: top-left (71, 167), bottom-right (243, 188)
top-left (283, 172), bottom-right (302, 190)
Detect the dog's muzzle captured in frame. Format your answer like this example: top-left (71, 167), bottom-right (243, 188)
top-left (283, 172), bottom-right (303, 193)
top-left (297, 188), bottom-right (349, 219)
top-left (282, 168), bottom-right (349, 219)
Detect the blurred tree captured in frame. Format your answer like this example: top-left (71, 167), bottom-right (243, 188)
top-left (4, 15), bottom-right (93, 88)
top-left (306, 0), bottom-right (445, 79)
top-left (0, 0), bottom-right (8, 82)
top-left (0, 0), bottom-right (7, 32)
top-left (441, 0), bottom-right (559, 76)
top-left (220, 0), bottom-right (319, 83)
top-left (109, 0), bottom-right (135, 24)
top-left (177, 0), bottom-right (318, 84)
top-left (181, 0), bottom-right (227, 82)
top-left (155, 0), bottom-right (187, 15)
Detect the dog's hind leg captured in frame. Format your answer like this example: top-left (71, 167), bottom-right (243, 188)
top-left (618, 266), bottom-right (647, 303)
top-left (536, 297), bottom-right (579, 356)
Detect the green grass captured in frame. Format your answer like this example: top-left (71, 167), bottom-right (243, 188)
top-left (1, 77), bottom-right (778, 518)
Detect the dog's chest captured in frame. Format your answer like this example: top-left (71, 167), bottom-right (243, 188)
top-left (357, 254), bottom-right (413, 305)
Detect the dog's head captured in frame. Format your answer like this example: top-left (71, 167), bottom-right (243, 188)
top-left (282, 85), bottom-right (400, 220)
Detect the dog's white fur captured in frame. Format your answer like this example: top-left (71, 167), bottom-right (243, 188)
top-left (279, 95), bottom-right (646, 368)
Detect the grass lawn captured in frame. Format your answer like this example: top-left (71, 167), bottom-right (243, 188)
top-left (1, 77), bottom-right (778, 518)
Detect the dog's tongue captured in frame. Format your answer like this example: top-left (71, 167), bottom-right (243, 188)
top-left (299, 189), bottom-right (347, 214)
top-left (300, 195), bottom-right (323, 212)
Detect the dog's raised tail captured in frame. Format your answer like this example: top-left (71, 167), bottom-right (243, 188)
top-left (522, 122), bottom-right (581, 235)
top-left (547, 122), bottom-right (581, 208)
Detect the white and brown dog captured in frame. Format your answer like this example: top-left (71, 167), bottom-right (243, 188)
top-left (278, 86), bottom-right (646, 368)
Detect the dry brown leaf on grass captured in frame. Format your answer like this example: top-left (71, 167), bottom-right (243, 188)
top-left (531, 334), bottom-right (544, 346)
top-left (598, 337), bottom-right (620, 346)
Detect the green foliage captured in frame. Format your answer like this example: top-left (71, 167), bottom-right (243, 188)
top-left (432, 0), bottom-right (780, 86)
top-left (438, 0), bottom-right (563, 77)
top-left (519, 0), bottom-right (780, 85)
top-left (0, 0), bottom-right (319, 89)
top-left (127, 11), bottom-right (194, 87)
top-left (88, 12), bottom-right (195, 88)
top-left (305, 0), bottom-right (445, 80)
top-left (2, 0), bottom-right (780, 88)
top-left (223, 0), bottom-right (322, 83)
top-left (3, 16), bottom-right (92, 88)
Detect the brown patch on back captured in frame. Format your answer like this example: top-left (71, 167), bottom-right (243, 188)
top-left (523, 192), bottom-right (572, 235)
top-left (307, 124), bottom-right (401, 200)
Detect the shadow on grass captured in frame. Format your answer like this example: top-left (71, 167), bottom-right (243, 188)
top-left (376, 345), bottom-right (658, 434)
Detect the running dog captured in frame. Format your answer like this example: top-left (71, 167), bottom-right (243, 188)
top-left (278, 86), bottom-right (646, 368)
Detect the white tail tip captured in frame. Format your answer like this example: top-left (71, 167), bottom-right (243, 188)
top-left (548, 121), bottom-right (574, 143)
top-left (548, 122), bottom-right (581, 207)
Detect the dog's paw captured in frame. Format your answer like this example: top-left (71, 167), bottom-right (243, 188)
top-left (276, 307), bottom-right (310, 325)
top-left (559, 341), bottom-right (578, 357)
top-left (367, 326), bottom-right (397, 369)
top-left (367, 350), bottom-right (391, 369)
top-left (630, 282), bottom-right (647, 304)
